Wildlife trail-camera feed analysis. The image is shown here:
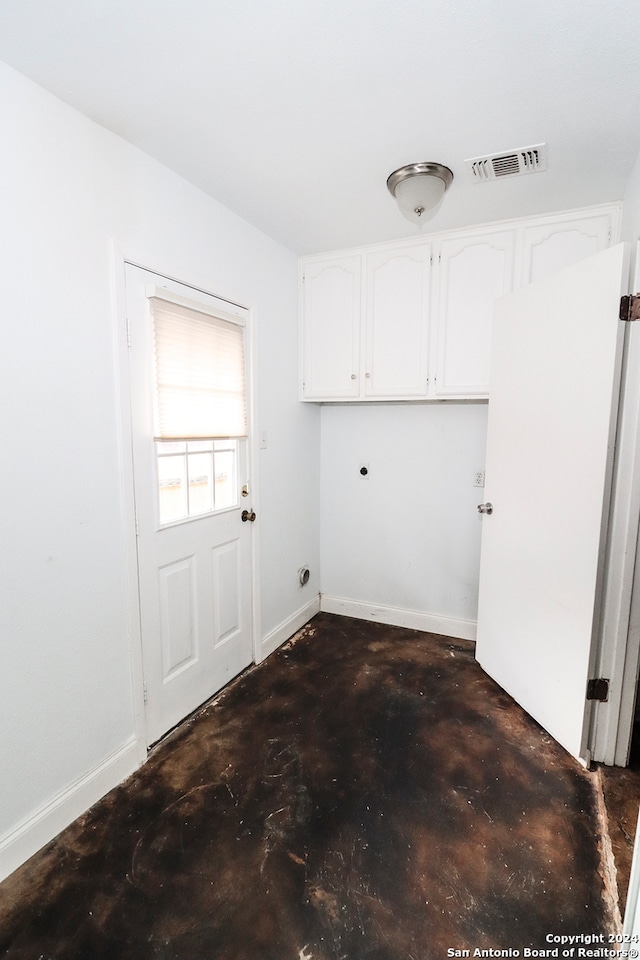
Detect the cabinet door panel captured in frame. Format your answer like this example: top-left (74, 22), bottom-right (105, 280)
top-left (435, 231), bottom-right (514, 398)
top-left (521, 214), bottom-right (612, 286)
top-left (364, 243), bottom-right (431, 398)
top-left (302, 256), bottom-right (361, 399)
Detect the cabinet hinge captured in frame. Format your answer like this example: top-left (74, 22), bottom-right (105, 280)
top-left (586, 677), bottom-right (609, 702)
top-left (143, 680), bottom-right (148, 703)
top-left (126, 315), bottom-right (132, 347)
top-left (619, 295), bottom-right (640, 322)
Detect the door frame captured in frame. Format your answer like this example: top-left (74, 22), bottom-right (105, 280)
top-left (109, 240), bottom-right (262, 758)
top-left (591, 243), bottom-right (640, 765)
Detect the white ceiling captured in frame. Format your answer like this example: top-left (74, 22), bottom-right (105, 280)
top-left (1, 0), bottom-right (639, 254)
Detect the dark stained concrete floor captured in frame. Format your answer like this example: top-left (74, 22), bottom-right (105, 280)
top-left (0, 613), bottom-right (620, 958)
top-left (598, 727), bottom-right (640, 913)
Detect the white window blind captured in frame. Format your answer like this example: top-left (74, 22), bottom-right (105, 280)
top-left (150, 295), bottom-right (247, 440)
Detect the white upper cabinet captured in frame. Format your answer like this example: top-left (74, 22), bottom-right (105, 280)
top-left (364, 242), bottom-right (432, 399)
top-left (300, 204), bottom-right (620, 402)
top-left (520, 211), bottom-right (614, 286)
top-left (301, 241), bottom-right (432, 401)
top-left (434, 229), bottom-right (515, 399)
top-left (301, 254), bottom-right (362, 399)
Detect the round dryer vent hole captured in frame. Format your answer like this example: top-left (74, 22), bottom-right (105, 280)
top-left (298, 566), bottom-right (310, 587)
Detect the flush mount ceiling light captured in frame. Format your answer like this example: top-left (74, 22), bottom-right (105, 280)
top-left (387, 162), bottom-right (454, 225)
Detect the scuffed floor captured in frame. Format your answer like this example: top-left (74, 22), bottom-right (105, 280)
top-left (598, 729), bottom-right (640, 913)
top-left (0, 614), bottom-right (618, 958)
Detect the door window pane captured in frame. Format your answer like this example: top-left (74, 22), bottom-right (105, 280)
top-left (156, 439), bottom-right (238, 525)
top-left (157, 453), bottom-right (188, 524)
top-left (213, 445), bottom-right (236, 511)
top-left (187, 451), bottom-right (214, 516)
top-left (158, 441), bottom-right (187, 455)
top-left (187, 440), bottom-right (213, 453)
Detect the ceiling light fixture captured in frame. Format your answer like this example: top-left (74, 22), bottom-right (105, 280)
top-left (387, 162), bottom-right (454, 225)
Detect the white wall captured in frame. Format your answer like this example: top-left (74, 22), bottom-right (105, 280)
top-left (0, 61), bottom-right (320, 879)
top-left (621, 148), bottom-right (640, 250)
top-left (320, 402), bottom-right (488, 637)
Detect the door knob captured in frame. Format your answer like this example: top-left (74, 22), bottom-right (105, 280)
top-left (241, 509), bottom-right (256, 522)
top-left (477, 502), bottom-right (493, 515)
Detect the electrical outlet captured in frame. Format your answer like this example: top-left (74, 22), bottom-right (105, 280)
top-left (474, 470), bottom-right (485, 488)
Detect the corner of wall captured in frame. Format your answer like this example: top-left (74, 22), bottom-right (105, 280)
top-left (259, 593), bottom-right (321, 662)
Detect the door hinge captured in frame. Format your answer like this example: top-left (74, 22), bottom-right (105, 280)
top-left (126, 315), bottom-right (132, 346)
top-left (134, 508), bottom-right (139, 537)
top-left (143, 680), bottom-right (148, 703)
top-left (586, 677), bottom-right (609, 702)
top-left (619, 295), bottom-right (640, 322)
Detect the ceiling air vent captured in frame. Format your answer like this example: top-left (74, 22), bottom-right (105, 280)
top-left (465, 144), bottom-right (547, 183)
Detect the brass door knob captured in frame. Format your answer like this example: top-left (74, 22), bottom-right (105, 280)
top-left (241, 509), bottom-right (256, 522)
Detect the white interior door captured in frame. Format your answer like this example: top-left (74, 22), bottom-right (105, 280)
top-left (125, 264), bottom-right (254, 746)
top-left (476, 243), bottom-right (629, 762)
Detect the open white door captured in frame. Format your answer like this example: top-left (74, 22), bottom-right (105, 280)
top-left (476, 243), bottom-right (629, 762)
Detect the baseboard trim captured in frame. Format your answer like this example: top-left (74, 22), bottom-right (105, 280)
top-left (0, 736), bottom-right (140, 884)
top-left (320, 595), bottom-right (477, 641)
top-left (259, 594), bottom-right (321, 661)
